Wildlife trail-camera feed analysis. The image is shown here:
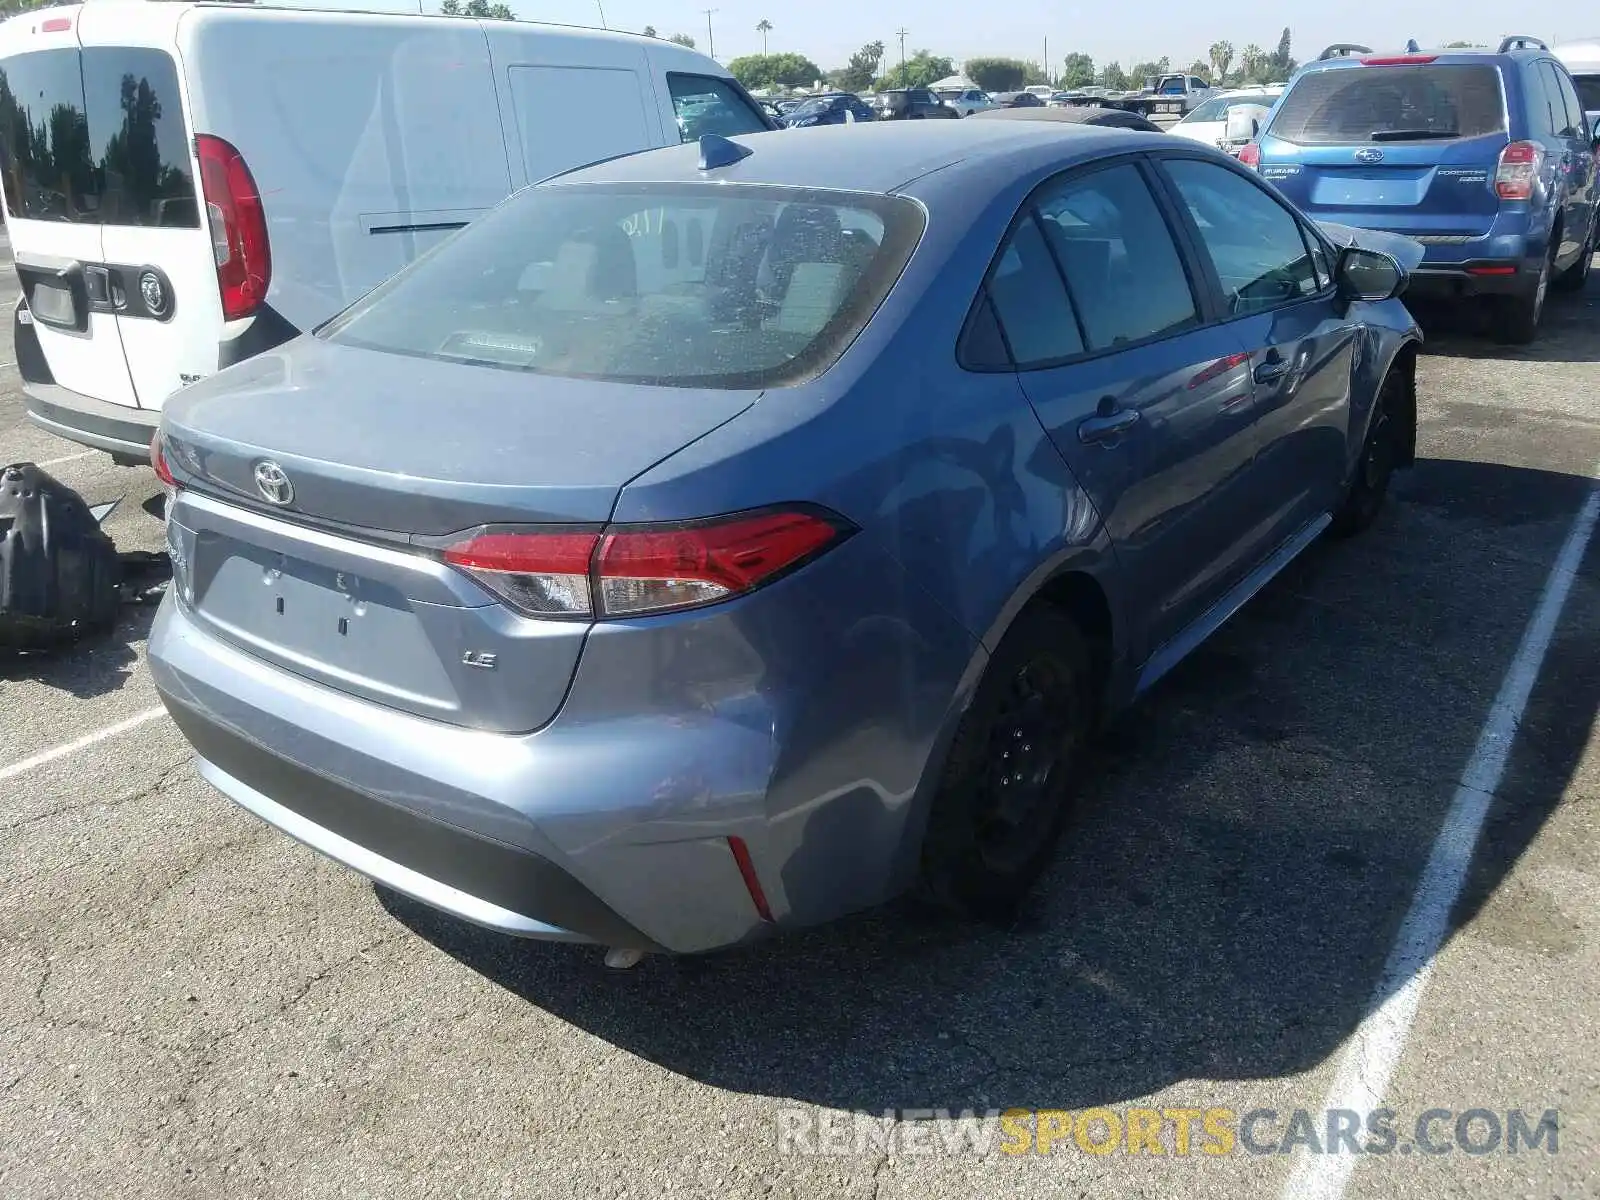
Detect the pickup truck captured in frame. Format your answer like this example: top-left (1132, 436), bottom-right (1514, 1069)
top-left (1081, 73), bottom-right (1220, 118)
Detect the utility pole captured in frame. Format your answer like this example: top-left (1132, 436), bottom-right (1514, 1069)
top-left (896, 27), bottom-right (908, 70)
top-left (1043, 35), bottom-right (1048, 86)
top-left (703, 8), bottom-right (718, 58)
top-left (595, 0), bottom-right (607, 29)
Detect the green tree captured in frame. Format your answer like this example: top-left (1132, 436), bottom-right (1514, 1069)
top-left (669, 33), bottom-right (696, 48)
top-left (828, 41), bottom-right (885, 92)
top-left (964, 57), bottom-right (1028, 93)
top-left (642, 25), bottom-right (657, 37)
top-left (756, 19), bottom-right (772, 56)
top-left (1101, 61), bottom-right (1129, 92)
top-left (1059, 52), bottom-right (1095, 90)
top-left (1209, 40), bottom-right (1234, 82)
top-left (441, 0), bottom-right (514, 17)
top-left (876, 51), bottom-right (953, 90)
top-left (728, 52), bottom-right (823, 91)
top-left (1236, 43), bottom-right (1265, 85)
top-left (1268, 27), bottom-right (1295, 78)
top-left (1187, 60), bottom-right (1210, 81)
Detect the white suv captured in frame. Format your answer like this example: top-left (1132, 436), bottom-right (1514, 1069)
top-left (936, 88), bottom-right (993, 116)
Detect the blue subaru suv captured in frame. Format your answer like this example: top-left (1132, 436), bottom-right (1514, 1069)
top-left (1245, 36), bottom-right (1599, 343)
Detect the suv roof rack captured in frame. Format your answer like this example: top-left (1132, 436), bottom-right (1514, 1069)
top-left (1498, 35), bottom-right (1550, 52)
top-left (1318, 44), bottom-right (1374, 61)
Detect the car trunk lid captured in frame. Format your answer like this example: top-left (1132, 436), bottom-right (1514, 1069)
top-left (160, 338), bottom-right (757, 732)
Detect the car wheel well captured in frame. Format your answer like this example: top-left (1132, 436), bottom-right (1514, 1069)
top-left (1028, 570), bottom-right (1113, 708)
top-left (1390, 341), bottom-right (1418, 467)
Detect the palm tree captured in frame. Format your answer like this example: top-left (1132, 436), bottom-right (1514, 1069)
top-left (756, 19), bottom-right (772, 56)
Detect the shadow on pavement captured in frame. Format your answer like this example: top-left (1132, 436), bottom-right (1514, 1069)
top-left (1410, 283), bottom-right (1600, 363)
top-left (384, 455), bottom-right (1598, 1114)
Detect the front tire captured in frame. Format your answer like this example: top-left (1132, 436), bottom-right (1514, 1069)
top-left (1330, 368), bottom-right (1403, 537)
top-left (920, 607), bottom-right (1095, 919)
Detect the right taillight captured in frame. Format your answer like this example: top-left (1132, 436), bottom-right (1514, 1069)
top-left (1236, 142), bottom-right (1261, 171)
top-left (440, 508), bottom-right (852, 620)
top-left (194, 134), bottom-right (271, 320)
top-left (1495, 140), bottom-right (1545, 201)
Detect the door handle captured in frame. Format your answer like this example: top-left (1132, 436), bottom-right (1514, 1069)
top-left (1253, 351), bottom-right (1290, 384)
top-left (1078, 403), bottom-right (1141, 444)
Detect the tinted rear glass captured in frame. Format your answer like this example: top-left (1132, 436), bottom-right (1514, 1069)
top-left (1267, 64), bottom-right (1506, 145)
top-left (0, 47), bottom-right (197, 226)
top-left (320, 183), bottom-right (924, 389)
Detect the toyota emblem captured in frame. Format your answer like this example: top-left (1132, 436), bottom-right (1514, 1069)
top-left (253, 460), bottom-right (294, 506)
top-left (1355, 147), bottom-right (1384, 164)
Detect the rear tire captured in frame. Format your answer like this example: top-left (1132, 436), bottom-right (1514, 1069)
top-left (1492, 241), bottom-right (1553, 344)
top-left (1554, 215), bottom-right (1595, 292)
top-left (1330, 368), bottom-right (1403, 537)
top-left (920, 607), bottom-right (1095, 920)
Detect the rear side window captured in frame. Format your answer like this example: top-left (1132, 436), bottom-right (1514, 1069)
top-left (0, 47), bottom-right (197, 226)
top-left (0, 49), bottom-right (97, 222)
top-left (981, 215), bottom-right (1085, 366)
top-left (1543, 62), bottom-right (1586, 137)
top-left (668, 73), bottom-right (768, 142)
top-left (1268, 64), bottom-right (1506, 144)
top-left (1033, 164), bottom-right (1199, 352)
top-left (320, 182), bottom-right (923, 389)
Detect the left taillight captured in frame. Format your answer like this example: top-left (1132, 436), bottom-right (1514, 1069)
top-left (150, 428), bottom-right (175, 487)
top-left (1495, 140), bottom-right (1545, 201)
top-left (439, 507), bottom-right (851, 620)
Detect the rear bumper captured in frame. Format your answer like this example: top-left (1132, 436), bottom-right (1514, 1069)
top-left (147, 518), bottom-right (980, 953)
top-left (1404, 259), bottom-right (1537, 298)
top-left (23, 380), bottom-right (158, 461)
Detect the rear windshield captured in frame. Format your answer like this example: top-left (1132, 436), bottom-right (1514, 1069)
top-left (320, 183), bottom-right (925, 389)
top-left (0, 47), bottom-right (199, 226)
top-left (1267, 64), bottom-right (1506, 145)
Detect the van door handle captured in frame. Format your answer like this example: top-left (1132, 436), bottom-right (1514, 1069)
top-left (1078, 401), bottom-right (1141, 444)
top-left (1253, 351), bottom-right (1290, 384)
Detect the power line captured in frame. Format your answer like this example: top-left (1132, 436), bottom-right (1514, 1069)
top-left (702, 8), bottom-right (718, 59)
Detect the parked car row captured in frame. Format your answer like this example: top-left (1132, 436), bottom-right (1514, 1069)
top-left (2, 6), bottom-right (1589, 960)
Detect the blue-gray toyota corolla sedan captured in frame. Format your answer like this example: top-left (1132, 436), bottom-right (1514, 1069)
top-left (149, 121), bottom-right (1423, 956)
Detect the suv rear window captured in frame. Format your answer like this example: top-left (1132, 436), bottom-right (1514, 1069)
top-left (320, 183), bottom-right (924, 389)
top-left (1267, 64), bottom-right (1506, 145)
top-left (0, 47), bottom-right (198, 226)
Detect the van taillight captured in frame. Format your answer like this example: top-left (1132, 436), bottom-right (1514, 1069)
top-left (1495, 141), bottom-right (1544, 201)
top-left (439, 508), bottom-right (852, 619)
top-left (194, 134), bottom-right (270, 320)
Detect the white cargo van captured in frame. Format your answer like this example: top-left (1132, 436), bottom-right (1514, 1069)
top-left (0, 1), bottom-right (773, 462)
top-left (1554, 39), bottom-right (1600, 127)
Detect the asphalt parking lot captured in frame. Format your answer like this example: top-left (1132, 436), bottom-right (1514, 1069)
top-left (2, 234), bottom-right (1598, 1199)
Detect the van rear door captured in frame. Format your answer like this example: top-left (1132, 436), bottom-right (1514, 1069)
top-left (0, 12), bottom-right (138, 408)
top-left (77, 2), bottom-right (221, 411)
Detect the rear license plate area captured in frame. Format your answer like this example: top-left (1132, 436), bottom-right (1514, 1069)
top-left (26, 280), bottom-right (82, 330)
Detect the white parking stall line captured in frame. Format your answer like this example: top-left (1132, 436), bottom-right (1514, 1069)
top-left (0, 705), bottom-right (169, 784)
top-left (35, 449), bottom-right (98, 468)
top-left (1282, 468), bottom-right (1600, 1200)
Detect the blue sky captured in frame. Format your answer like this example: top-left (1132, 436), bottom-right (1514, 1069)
top-left (292, 0), bottom-right (1593, 74)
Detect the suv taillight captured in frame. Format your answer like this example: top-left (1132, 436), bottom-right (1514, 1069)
top-left (195, 134), bottom-right (270, 320)
top-left (440, 508), bottom-right (852, 619)
top-left (1237, 142), bottom-right (1261, 170)
top-left (1495, 140), bottom-right (1545, 201)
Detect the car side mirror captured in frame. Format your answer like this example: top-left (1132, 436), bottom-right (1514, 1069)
top-left (1336, 246), bottom-right (1406, 303)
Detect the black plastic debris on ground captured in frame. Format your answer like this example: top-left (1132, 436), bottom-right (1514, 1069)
top-left (0, 462), bottom-right (169, 653)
